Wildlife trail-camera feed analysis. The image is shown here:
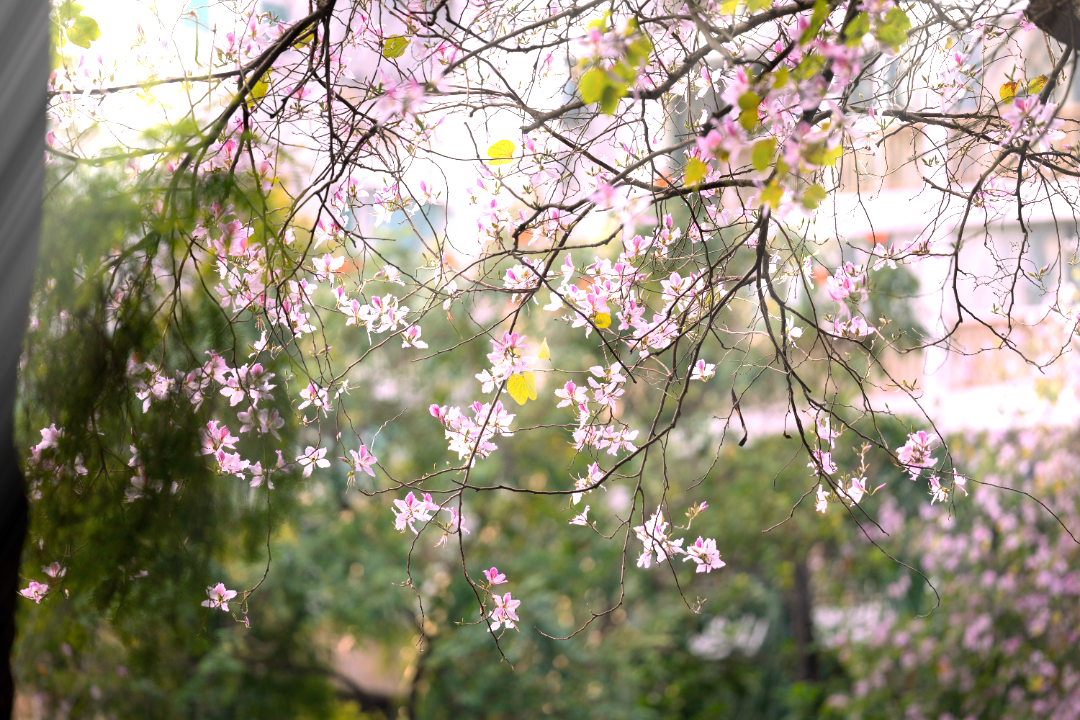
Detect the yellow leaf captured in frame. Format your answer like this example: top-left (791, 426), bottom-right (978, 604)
top-left (720, 0), bottom-right (739, 13)
top-left (523, 371), bottom-right (537, 400)
top-left (579, 67), bottom-right (609, 104)
top-left (246, 77), bottom-right (270, 108)
top-left (382, 35), bottom-right (410, 59)
top-left (487, 139), bottom-right (515, 166)
top-left (1028, 75), bottom-right (1048, 96)
top-left (1000, 81), bottom-right (1018, 104)
top-left (293, 30), bottom-right (316, 50)
top-left (760, 182), bottom-right (783, 208)
top-left (538, 338), bottom-right (551, 359)
top-left (684, 157), bottom-right (708, 186)
top-left (593, 312), bottom-right (612, 329)
top-left (801, 183), bottom-right (827, 210)
top-left (507, 374), bottom-right (529, 405)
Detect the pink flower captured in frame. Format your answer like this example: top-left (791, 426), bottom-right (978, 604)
top-left (483, 567), bottom-right (507, 585)
top-left (201, 582), bottom-right (238, 611)
top-left (297, 382), bottom-right (331, 416)
top-left (43, 562), bottom-right (66, 579)
top-left (572, 462), bottom-right (605, 504)
top-left (929, 475), bottom-right (948, 504)
top-left (433, 506), bottom-right (470, 547)
top-left (554, 381), bottom-right (587, 408)
top-left (344, 444), bottom-right (378, 478)
top-left (634, 508), bottom-right (685, 568)
top-left (808, 450), bottom-right (837, 476)
top-left (683, 537), bottom-right (726, 573)
top-left (690, 359), bottom-right (716, 381)
top-left (312, 253), bottom-right (345, 279)
top-left (846, 476), bottom-right (869, 504)
top-left (589, 181), bottom-right (621, 209)
top-left (19, 581), bottom-right (49, 603)
top-left (218, 220), bottom-right (253, 257)
top-left (897, 430), bottom-right (937, 478)
top-left (201, 420), bottom-right (238, 455)
top-left (489, 592), bottom-right (521, 631)
top-left (401, 324), bottom-right (428, 349)
top-left (34, 424), bottom-right (63, 452)
top-left (392, 492), bottom-right (438, 534)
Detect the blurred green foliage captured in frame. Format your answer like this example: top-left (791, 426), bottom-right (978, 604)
top-left (16, 168), bottom-right (1071, 720)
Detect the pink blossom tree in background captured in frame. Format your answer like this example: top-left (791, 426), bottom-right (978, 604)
top-left (24, 0), bottom-right (1080, 660)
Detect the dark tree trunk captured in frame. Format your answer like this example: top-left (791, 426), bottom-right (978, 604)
top-left (0, 1), bottom-right (48, 717)
top-left (1027, 0), bottom-right (1080, 48)
top-left (789, 558), bottom-right (819, 682)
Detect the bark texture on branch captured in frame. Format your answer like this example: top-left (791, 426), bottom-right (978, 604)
top-left (1027, 0), bottom-right (1080, 48)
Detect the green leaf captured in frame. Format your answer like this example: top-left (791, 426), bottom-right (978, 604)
top-left (803, 143), bottom-right (842, 167)
top-left (819, 145), bottom-right (843, 167)
top-left (382, 35), bottom-right (410, 59)
top-left (793, 54), bottom-right (824, 81)
top-left (599, 83), bottom-right (625, 115)
top-left (626, 36), bottom-right (653, 65)
top-left (844, 12), bottom-right (870, 46)
top-left (612, 61), bottom-right (636, 83)
top-left (579, 68), bottom-right (609, 104)
top-left (801, 183), bottom-right (827, 209)
top-left (684, 157), bottom-right (708, 186)
top-left (57, 1), bottom-right (83, 21)
top-left (66, 15), bottom-right (100, 49)
top-left (737, 90), bottom-right (760, 112)
top-left (874, 7), bottom-right (911, 51)
top-left (487, 140), bottom-right (515, 165)
top-left (738, 91), bottom-right (761, 131)
top-left (751, 138), bottom-right (776, 172)
top-left (800, 0), bottom-right (829, 45)
top-left (747, 0), bottom-right (771, 11)
top-left (760, 182), bottom-right (783, 208)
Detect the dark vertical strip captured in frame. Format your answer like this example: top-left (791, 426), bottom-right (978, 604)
top-left (0, 0), bottom-right (48, 716)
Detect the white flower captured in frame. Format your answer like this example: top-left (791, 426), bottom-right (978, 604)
top-left (683, 537), bottom-right (726, 573)
top-left (570, 505), bottom-right (590, 526)
top-left (296, 446), bottom-right (330, 477)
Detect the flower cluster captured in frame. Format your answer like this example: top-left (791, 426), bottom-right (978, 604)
top-left (633, 506), bottom-right (724, 575)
